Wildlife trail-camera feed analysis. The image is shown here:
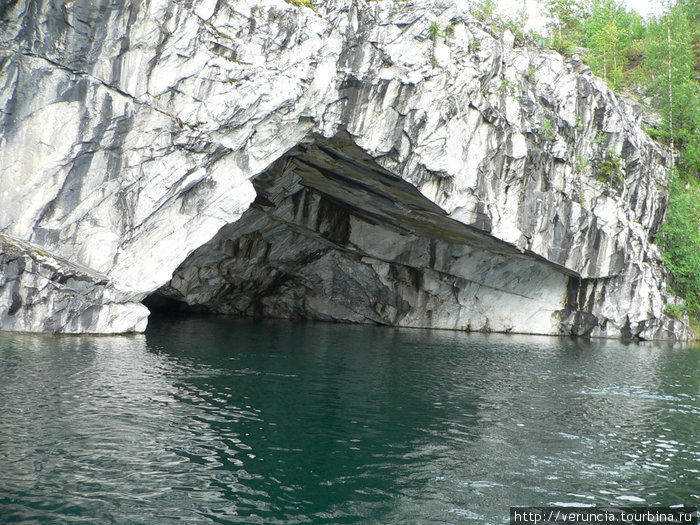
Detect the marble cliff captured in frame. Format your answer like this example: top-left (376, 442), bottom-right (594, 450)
top-left (0, 0), bottom-right (689, 338)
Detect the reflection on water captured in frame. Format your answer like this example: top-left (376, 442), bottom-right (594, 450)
top-left (0, 319), bottom-right (698, 524)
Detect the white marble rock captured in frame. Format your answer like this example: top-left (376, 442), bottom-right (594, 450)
top-left (0, 0), bottom-right (689, 338)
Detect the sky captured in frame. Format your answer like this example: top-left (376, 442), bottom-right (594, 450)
top-left (496, 0), bottom-right (667, 32)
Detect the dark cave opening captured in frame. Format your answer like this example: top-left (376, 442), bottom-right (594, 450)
top-left (142, 132), bottom-right (571, 335)
top-left (142, 292), bottom-right (211, 319)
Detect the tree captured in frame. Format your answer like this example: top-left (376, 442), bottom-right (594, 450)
top-left (546, 0), bottom-right (586, 52)
top-left (657, 174), bottom-right (700, 319)
top-left (643, 3), bottom-right (699, 178)
top-left (675, 0), bottom-right (699, 74)
top-left (577, 0), bottom-right (643, 89)
top-left (642, 1), bottom-right (700, 325)
top-left (594, 19), bottom-right (624, 85)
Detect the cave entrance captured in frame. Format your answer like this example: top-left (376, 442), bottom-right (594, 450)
top-left (145, 132), bottom-right (570, 335)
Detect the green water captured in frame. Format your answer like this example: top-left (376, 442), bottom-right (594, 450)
top-left (0, 318), bottom-right (698, 523)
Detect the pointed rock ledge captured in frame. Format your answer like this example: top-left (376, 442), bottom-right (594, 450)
top-left (0, 0), bottom-right (689, 339)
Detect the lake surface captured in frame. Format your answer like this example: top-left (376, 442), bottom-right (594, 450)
top-left (0, 318), bottom-right (698, 523)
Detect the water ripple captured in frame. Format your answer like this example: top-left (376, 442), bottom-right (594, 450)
top-left (0, 320), bottom-right (698, 524)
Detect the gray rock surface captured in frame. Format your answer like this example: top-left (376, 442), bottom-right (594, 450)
top-left (0, 0), bottom-right (689, 338)
top-left (0, 235), bottom-right (148, 333)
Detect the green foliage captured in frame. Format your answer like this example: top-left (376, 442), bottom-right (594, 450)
top-left (498, 78), bottom-right (519, 96)
top-left (589, 19), bottom-right (625, 87)
top-left (503, 19), bottom-right (526, 43)
top-left (539, 0), bottom-right (700, 324)
top-left (471, 0), bottom-right (527, 44)
top-left (640, 3), bottom-right (700, 322)
top-left (680, 127), bottom-right (700, 178)
top-left (473, 0), bottom-right (496, 21)
top-left (676, 0), bottom-right (700, 72)
top-left (574, 153), bottom-right (589, 173)
top-left (643, 125), bottom-right (660, 140)
top-left (469, 39), bottom-right (481, 54)
top-left (428, 22), bottom-right (454, 40)
top-left (428, 22), bottom-right (442, 39)
top-left (546, 0), bottom-right (645, 89)
top-left (657, 174), bottom-right (700, 319)
top-left (542, 118), bottom-right (555, 140)
top-left (664, 303), bottom-right (685, 319)
top-left (577, 0), bottom-right (645, 89)
top-left (547, 0), bottom-right (585, 37)
top-left (547, 0), bottom-right (585, 54)
top-left (285, 0), bottom-right (311, 7)
top-left (690, 315), bottom-right (700, 336)
top-left (595, 152), bottom-right (624, 188)
top-left (525, 65), bottom-right (536, 82)
top-left (643, 5), bottom-right (700, 180)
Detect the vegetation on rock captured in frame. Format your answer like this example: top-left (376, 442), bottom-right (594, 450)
top-left (595, 152), bottom-right (624, 189)
top-left (539, 0), bottom-right (699, 327)
top-left (285, 0), bottom-right (312, 7)
top-left (657, 174), bottom-right (700, 320)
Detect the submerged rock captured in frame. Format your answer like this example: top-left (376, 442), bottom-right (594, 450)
top-left (0, 0), bottom-right (689, 338)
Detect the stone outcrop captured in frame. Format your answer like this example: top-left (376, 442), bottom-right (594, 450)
top-left (0, 0), bottom-right (689, 338)
top-left (0, 235), bottom-right (147, 333)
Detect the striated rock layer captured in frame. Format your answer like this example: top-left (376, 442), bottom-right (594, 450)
top-left (0, 0), bottom-right (689, 338)
top-left (0, 235), bottom-right (147, 333)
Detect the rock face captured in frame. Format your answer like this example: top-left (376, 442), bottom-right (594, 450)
top-left (0, 0), bottom-right (689, 338)
top-left (0, 235), bottom-right (148, 333)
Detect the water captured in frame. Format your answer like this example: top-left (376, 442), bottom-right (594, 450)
top-left (0, 318), bottom-right (698, 524)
